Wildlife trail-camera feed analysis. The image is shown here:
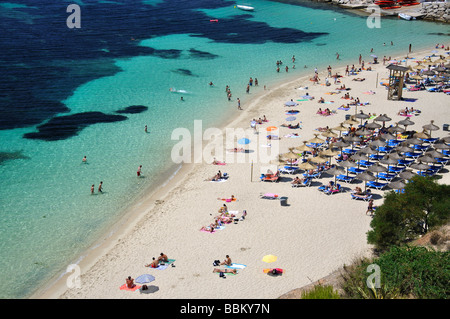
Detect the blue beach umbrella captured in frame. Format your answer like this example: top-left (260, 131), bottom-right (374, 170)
top-left (238, 138), bottom-right (250, 145)
top-left (285, 100), bottom-right (298, 106)
top-left (135, 274), bottom-right (155, 284)
top-left (286, 116), bottom-right (296, 121)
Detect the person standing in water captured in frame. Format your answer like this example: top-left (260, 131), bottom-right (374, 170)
top-left (82, 156), bottom-right (87, 164)
top-left (98, 181), bottom-right (103, 193)
top-left (137, 165), bottom-right (142, 177)
top-left (145, 125), bottom-right (148, 133)
top-left (237, 98), bottom-right (242, 110)
top-left (91, 184), bottom-right (95, 195)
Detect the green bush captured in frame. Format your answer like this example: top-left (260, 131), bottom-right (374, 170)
top-left (340, 246), bottom-right (450, 299)
top-left (301, 285), bottom-right (340, 299)
top-left (367, 176), bottom-right (450, 251)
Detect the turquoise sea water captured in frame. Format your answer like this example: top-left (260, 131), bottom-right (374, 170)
top-left (0, 0), bottom-right (447, 298)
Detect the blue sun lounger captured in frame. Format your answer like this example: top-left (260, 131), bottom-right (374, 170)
top-left (336, 174), bottom-right (355, 183)
top-left (366, 181), bottom-right (387, 190)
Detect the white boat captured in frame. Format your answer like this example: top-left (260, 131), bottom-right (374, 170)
top-left (236, 5), bottom-right (254, 11)
top-left (398, 13), bottom-right (416, 20)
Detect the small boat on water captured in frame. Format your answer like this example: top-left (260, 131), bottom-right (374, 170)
top-left (236, 5), bottom-right (255, 11)
top-left (398, 13), bottom-right (416, 20)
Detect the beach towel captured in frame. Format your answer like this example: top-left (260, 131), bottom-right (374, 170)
top-left (338, 107), bottom-right (350, 111)
top-left (284, 134), bottom-right (301, 138)
top-left (296, 99), bottom-right (309, 102)
top-left (226, 263), bottom-right (247, 269)
top-left (210, 179), bottom-right (228, 183)
top-left (214, 162), bottom-right (226, 165)
top-left (219, 198), bottom-right (237, 202)
top-left (263, 268), bottom-right (284, 275)
top-left (201, 228), bottom-right (216, 234)
top-left (324, 101), bottom-right (334, 104)
top-left (119, 284), bottom-right (141, 291)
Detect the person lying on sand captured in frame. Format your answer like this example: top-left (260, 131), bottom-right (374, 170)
top-left (291, 177), bottom-right (306, 185)
top-left (352, 78), bottom-right (365, 81)
top-left (228, 148), bottom-right (244, 153)
top-left (352, 186), bottom-right (363, 195)
top-left (206, 173), bottom-right (221, 181)
top-left (200, 224), bottom-right (216, 233)
top-left (315, 126), bottom-right (330, 132)
top-left (212, 157), bottom-right (225, 165)
top-left (213, 268), bottom-right (237, 274)
top-left (145, 257), bottom-right (160, 268)
top-left (280, 123), bottom-right (300, 129)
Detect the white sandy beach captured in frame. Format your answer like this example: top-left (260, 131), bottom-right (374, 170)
top-left (35, 46), bottom-right (450, 299)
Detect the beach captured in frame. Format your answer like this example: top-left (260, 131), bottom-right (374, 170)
top-left (34, 45), bottom-right (450, 299)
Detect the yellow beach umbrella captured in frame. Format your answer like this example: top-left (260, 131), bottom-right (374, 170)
top-left (262, 255), bottom-right (277, 263)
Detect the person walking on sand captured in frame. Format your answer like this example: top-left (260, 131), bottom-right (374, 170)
top-left (137, 165), bottom-right (142, 177)
top-left (98, 181), bottom-right (103, 193)
top-left (237, 98), bottom-right (242, 110)
top-left (366, 199), bottom-right (375, 216)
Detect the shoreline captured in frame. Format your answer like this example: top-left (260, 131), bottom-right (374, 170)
top-left (34, 43), bottom-right (449, 299)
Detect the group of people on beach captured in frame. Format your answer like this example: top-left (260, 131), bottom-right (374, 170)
top-left (144, 252), bottom-right (170, 268)
top-left (200, 203), bottom-right (247, 233)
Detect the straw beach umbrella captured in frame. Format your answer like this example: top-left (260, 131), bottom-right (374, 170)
top-left (422, 120), bottom-right (439, 137)
top-left (404, 137), bottom-right (423, 145)
top-left (343, 118), bottom-right (359, 126)
top-left (298, 161), bottom-right (316, 171)
top-left (357, 171), bottom-right (375, 191)
top-left (389, 179), bottom-right (406, 191)
top-left (340, 159), bottom-right (356, 176)
top-left (398, 118), bottom-right (415, 130)
top-left (333, 123), bottom-right (349, 137)
top-left (399, 169), bottom-right (416, 180)
top-left (321, 130), bottom-right (338, 138)
top-left (295, 141), bottom-right (314, 159)
top-left (380, 156), bottom-right (398, 171)
top-left (308, 134), bottom-right (325, 144)
top-left (295, 141), bottom-right (314, 153)
top-left (433, 142), bottom-right (450, 150)
top-left (388, 123), bottom-right (405, 134)
top-left (282, 151), bottom-right (300, 166)
top-left (418, 155), bottom-right (438, 164)
top-left (374, 114), bottom-right (392, 122)
top-left (355, 111), bottom-right (370, 124)
top-left (410, 161), bottom-right (430, 173)
top-left (368, 162), bottom-right (387, 181)
top-left (425, 149), bottom-right (445, 159)
top-left (413, 130), bottom-right (431, 139)
top-left (366, 121), bottom-right (382, 130)
top-left (320, 148), bottom-right (339, 165)
top-left (310, 156), bottom-right (328, 165)
top-left (326, 166), bottom-right (345, 183)
top-left (355, 127), bottom-right (372, 136)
